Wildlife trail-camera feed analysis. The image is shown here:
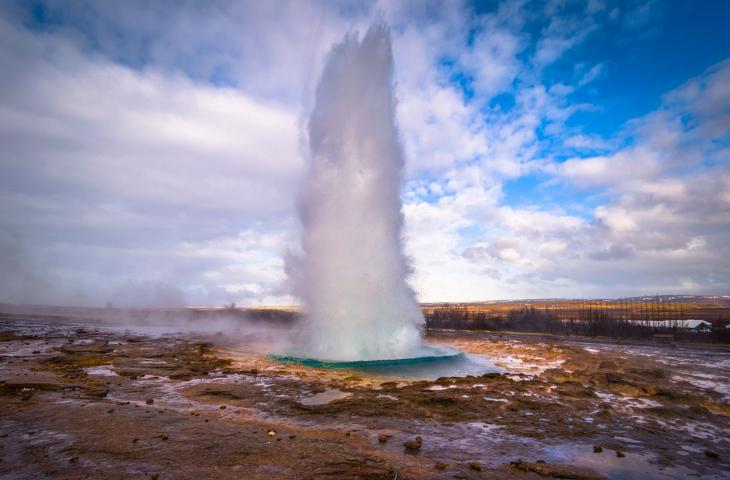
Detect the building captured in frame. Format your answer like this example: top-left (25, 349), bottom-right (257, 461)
top-left (629, 319), bottom-right (712, 332)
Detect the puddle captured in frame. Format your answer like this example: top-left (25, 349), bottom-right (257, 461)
top-left (300, 389), bottom-right (352, 406)
top-left (542, 443), bottom-right (701, 479)
top-left (426, 385), bottom-right (454, 391)
top-left (377, 394), bottom-right (398, 401)
top-left (595, 392), bottom-right (662, 409)
top-left (84, 366), bottom-right (118, 377)
top-left (483, 396), bottom-right (509, 403)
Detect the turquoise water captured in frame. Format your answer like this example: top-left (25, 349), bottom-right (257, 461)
top-left (270, 346), bottom-right (501, 380)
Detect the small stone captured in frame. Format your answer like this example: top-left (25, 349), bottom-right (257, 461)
top-left (156, 434), bottom-right (168, 441)
top-left (132, 438), bottom-right (139, 443)
top-left (289, 435), bottom-right (296, 439)
top-left (219, 405), bottom-right (226, 410)
top-left (107, 409), bottom-right (114, 414)
top-left (378, 433), bottom-right (390, 443)
top-left (69, 456), bottom-right (79, 463)
top-left (705, 450), bottom-right (719, 459)
top-left (145, 398), bottom-right (154, 405)
top-left (593, 446), bottom-right (603, 453)
top-left (434, 462), bottom-right (447, 470)
top-left (150, 474), bottom-right (159, 480)
top-left (267, 430), bottom-right (276, 437)
top-left (616, 450), bottom-right (625, 458)
top-left (404, 436), bottom-right (422, 451)
top-left (345, 432), bottom-right (350, 436)
top-left (468, 461), bottom-right (482, 471)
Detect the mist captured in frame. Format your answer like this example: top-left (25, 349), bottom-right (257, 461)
top-left (286, 23), bottom-right (425, 362)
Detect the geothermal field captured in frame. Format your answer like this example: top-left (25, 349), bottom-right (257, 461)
top-left (2, 4), bottom-right (730, 480)
top-left (1, 311), bottom-right (729, 479)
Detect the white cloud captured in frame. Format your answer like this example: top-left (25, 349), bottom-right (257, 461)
top-left (0, 0), bottom-right (727, 306)
top-left (403, 57), bottom-right (730, 300)
top-left (0, 14), bottom-right (301, 306)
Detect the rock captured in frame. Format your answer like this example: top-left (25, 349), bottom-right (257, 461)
top-left (467, 461), bottom-right (482, 471)
top-left (434, 462), bottom-right (447, 470)
top-left (219, 405), bottom-right (226, 410)
top-left (145, 398), bottom-right (154, 405)
top-left (155, 434), bottom-right (168, 441)
top-left (378, 433), bottom-right (391, 443)
top-left (150, 474), bottom-right (159, 480)
top-left (69, 456), bottom-right (79, 463)
top-left (289, 435), bottom-right (296, 439)
top-left (705, 450), bottom-right (719, 459)
top-left (593, 446), bottom-right (603, 453)
top-left (604, 372), bottom-right (624, 383)
top-left (267, 430), bottom-right (276, 437)
top-left (404, 436), bottom-right (422, 450)
top-left (616, 450), bottom-right (625, 458)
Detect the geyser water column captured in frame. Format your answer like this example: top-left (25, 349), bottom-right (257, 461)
top-left (286, 23), bottom-right (436, 362)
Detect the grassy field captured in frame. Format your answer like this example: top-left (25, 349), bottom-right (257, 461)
top-left (421, 296), bottom-right (730, 323)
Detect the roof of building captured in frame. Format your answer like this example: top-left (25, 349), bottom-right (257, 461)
top-left (628, 319), bottom-right (712, 329)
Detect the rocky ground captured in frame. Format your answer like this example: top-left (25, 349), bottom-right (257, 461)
top-left (0, 318), bottom-right (728, 479)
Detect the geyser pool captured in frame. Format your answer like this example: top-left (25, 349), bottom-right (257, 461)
top-left (273, 345), bottom-right (461, 368)
top-left (270, 345), bottom-right (501, 380)
top-left (285, 22), bottom-right (436, 362)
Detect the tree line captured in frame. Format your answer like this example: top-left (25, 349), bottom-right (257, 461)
top-left (424, 304), bottom-right (730, 343)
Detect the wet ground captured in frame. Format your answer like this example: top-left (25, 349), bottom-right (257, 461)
top-left (1, 318), bottom-right (729, 479)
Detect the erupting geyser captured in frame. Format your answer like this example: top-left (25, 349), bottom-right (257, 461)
top-left (286, 23), bottom-right (441, 362)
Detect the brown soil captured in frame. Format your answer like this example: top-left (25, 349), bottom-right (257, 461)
top-left (0, 320), bottom-right (728, 479)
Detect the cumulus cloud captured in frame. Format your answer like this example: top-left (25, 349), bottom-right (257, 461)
top-left (0, 11), bottom-right (301, 306)
top-left (446, 59), bottom-right (730, 298)
top-left (0, 0), bottom-right (727, 306)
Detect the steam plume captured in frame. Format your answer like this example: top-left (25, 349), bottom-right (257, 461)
top-left (287, 23), bottom-right (425, 361)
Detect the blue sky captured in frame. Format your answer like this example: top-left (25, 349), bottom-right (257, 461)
top-left (1, 0), bottom-right (729, 306)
